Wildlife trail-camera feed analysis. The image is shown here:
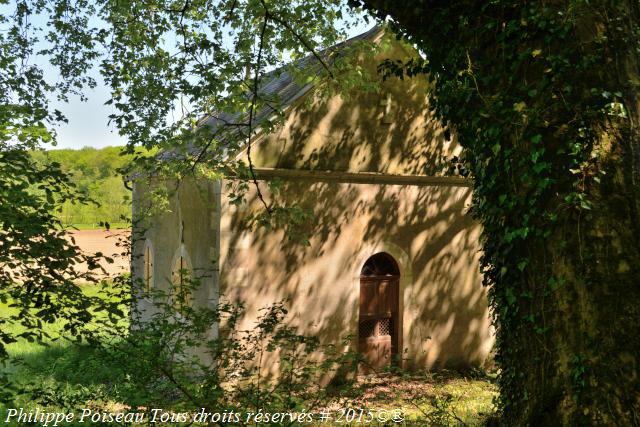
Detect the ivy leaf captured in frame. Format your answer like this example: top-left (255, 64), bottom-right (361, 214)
top-left (513, 101), bottom-right (527, 112)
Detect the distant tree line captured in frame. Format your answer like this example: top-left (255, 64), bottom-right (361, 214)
top-left (30, 146), bottom-right (132, 228)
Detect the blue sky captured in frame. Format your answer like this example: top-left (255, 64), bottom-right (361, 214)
top-left (47, 21), bottom-right (372, 150)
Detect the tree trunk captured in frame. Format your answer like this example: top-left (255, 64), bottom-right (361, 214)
top-left (357, 0), bottom-right (640, 424)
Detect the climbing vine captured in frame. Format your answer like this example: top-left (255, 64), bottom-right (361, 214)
top-left (358, 0), bottom-right (640, 424)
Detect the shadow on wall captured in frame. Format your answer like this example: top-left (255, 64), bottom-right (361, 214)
top-left (254, 77), bottom-right (456, 177)
top-left (222, 179), bottom-right (490, 370)
top-left (219, 68), bottom-right (492, 369)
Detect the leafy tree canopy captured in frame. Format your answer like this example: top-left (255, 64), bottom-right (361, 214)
top-left (5, 0), bottom-right (639, 424)
top-left (0, 0), bottom-right (376, 403)
top-left (31, 146), bottom-right (141, 227)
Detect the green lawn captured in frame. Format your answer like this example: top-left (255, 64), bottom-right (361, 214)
top-left (350, 371), bottom-right (498, 426)
top-left (1, 282), bottom-right (131, 424)
top-left (1, 284), bottom-right (498, 426)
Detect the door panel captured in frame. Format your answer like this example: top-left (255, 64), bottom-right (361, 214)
top-left (359, 280), bottom-right (379, 316)
top-left (358, 275), bottom-right (399, 371)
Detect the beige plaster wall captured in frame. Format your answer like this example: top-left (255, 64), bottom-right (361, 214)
top-left (215, 33), bottom-right (492, 368)
top-left (219, 178), bottom-right (493, 369)
top-left (131, 31), bottom-right (493, 370)
top-left (239, 32), bottom-right (459, 177)
top-left (131, 178), bottom-right (220, 316)
top-left (132, 175), bottom-right (493, 369)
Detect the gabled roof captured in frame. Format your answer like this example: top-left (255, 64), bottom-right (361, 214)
top-left (146, 25), bottom-right (383, 169)
top-left (201, 25), bottom-right (382, 137)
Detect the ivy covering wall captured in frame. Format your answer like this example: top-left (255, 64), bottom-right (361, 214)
top-left (356, 0), bottom-right (640, 424)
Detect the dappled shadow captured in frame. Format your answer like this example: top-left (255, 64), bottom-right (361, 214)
top-left (214, 39), bottom-right (492, 371)
top-left (134, 33), bottom-right (493, 374)
top-left (221, 177), bottom-right (490, 371)
top-left (250, 63), bottom-right (453, 176)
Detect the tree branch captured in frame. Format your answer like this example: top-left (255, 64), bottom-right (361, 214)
top-left (261, 0), bottom-right (335, 79)
top-left (246, 9), bottom-right (272, 214)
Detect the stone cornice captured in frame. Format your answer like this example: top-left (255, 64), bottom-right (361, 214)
top-left (247, 167), bottom-right (472, 187)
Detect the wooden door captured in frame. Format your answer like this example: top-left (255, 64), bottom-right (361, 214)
top-left (358, 253), bottom-right (400, 370)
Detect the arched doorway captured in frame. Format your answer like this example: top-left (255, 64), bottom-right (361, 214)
top-left (359, 252), bottom-right (400, 370)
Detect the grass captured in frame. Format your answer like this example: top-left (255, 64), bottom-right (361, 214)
top-left (1, 282), bottom-right (130, 422)
top-left (1, 284), bottom-right (498, 425)
top-left (349, 371), bottom-right (498, 426)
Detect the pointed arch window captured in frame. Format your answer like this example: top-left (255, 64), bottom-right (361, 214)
top-left (172, 245), bottom-right (192, 310)
top-left (143, 239), bottom-right (154, 292)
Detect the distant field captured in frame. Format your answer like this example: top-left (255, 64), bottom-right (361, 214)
top-left (66, 229), bottom-right (131, 278)
top-left (65, 222), bottom-right (130, 230)
top-left (31, 146), bottom-right (136, 226)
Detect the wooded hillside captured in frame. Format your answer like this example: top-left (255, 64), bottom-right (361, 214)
top-left (30, 146), bottom-right (132, 227)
